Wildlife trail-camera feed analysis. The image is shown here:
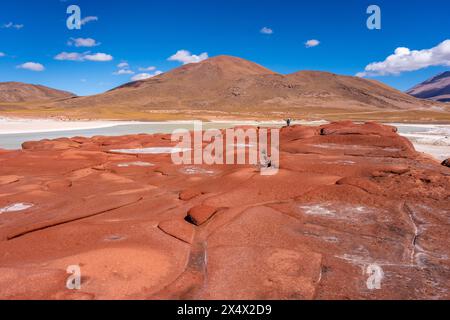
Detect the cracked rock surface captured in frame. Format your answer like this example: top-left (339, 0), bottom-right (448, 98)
top-left (0, 121), bottom-right (449, 300)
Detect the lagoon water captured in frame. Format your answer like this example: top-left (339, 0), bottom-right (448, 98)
top-left (0, 120), bottom-right (309, 150)
top-left (0, 120), bottom-right (448, 161)
top-left (0, 122), bottom-right (237, 150)
top-left (390, 123), bottom-right (450, 161)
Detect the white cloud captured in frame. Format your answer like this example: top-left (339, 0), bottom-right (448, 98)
top-left (54, 52), bottom-right (84, 61)
top-left (114, 61), bottom-right (135, 75)
top-left (131, 71), bottom-right (163, 81)
top-left (68, 37), bottom-right (100, 47)
top-left (54, 52), bottom-right (113, 62)
top-left (138, 66), bottom-right (156, 71)
top-left (117, 62), bottom-right (129, 68)
top-left (355, 72), bottom-right (367, 78)
top-left (2, 22), bottom-right (24, 29)
top-left (168, 50), bottom-right (208, 65)
top-left (0, 52), bottom-right (5, 57)
top-left (113, 69), bottom-right (135, 75)
top-left (305, 39), bottom-right (320, 48)
top-left (131, 73), bottom-right (152, 81)
top-left (17, 62), bottom-right (45, 72)
top-left (80, 16), bottom-right (98, 26)
top-left (84, 53), bottom-right (113, 62)
top-left (260, 27), bottom-right (273, 35)
top-left (357, 39), bottom-right (450, 77)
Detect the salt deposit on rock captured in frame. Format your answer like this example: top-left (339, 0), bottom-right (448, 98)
top-left (110, 147), bottom-right (191, 154)
top-left (0, 203), bottom-right (34, 214)
top-left (117, 161), bottom-right (154, 167)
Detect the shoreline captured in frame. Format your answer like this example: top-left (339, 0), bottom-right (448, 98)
top-left (1, 112), bottom-right (450, 125)
top-left (0, 116), bottom-right (328, 135)
top-left (0, 117), bottom-right (140, 135)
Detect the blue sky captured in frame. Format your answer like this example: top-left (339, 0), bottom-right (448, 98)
top-left (0, 0), bottom-right (449, 96)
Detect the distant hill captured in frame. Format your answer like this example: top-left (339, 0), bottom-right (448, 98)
top-left (0, 82), bottom-right (75, 103)
top-left (0, 56), bottom-right (447, 122)
top-left (55, 55), bottom-right (440, 113)
top-left (407, 71), bottom-right (450, 102)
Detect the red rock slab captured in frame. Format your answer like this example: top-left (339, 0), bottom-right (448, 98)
top-left (22, 138), bottom-right (81, 151)
top-left (187, 205), bottom-right (218, 226)
top-left (179, 167), bottom-right (256, 197)
top-left (320, 122), bottom-right (398, 137)
top-left (0, 153), bottom-right (103, 177)
top-left (207, 206), bottom-right (320, 250)
top-left (2, 193), bottom-right (143, 240)
top-left (335, 176), bottom-right (383, 195)
top-left (371, 165), bottom-right (410, 177)
top-left (202, 206), bottom-right (324, 299)
top-left (179, 189), bottom-right (202, 201)
top-left (0, 175), bottom-right (21, 185)
top-left (158, 219), bottom-right (196, 244)
top-left (45, 179), bottom-right (73, 191)
top-left (0, 267), bottom-right (74, 300)
top-left (203, 170), bottom-right (340, 208)
top-left (0, 206), bottom-right (191, 300)
top-left (71, 136), bottom-right (90, 144)
top-left (202, 246), bottom-right (322, 300)
top-left (0, 198), bottom-right (188, 264)
top-left (280, 125), bottom-right (319, 141)
top-left (46, 247), bottom-right (175, 299)
top-left (0, 247), bottom-right (182, 300)
top-left (58, 149), bottom-right (108, 161)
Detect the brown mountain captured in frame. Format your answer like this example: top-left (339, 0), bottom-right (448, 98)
top-left (2, 56), bottom-right (449, 121)
top-left (0, 82), bottom-right (75, 103)
top-left (407, 71), bottom-right (450, 102)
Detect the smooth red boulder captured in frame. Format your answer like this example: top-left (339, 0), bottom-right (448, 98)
top-left (187, 205), bottom-right (218, 226)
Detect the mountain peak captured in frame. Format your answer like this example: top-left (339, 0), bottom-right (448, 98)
top-left (166, 55), bottom-right (277, 79)
top-left (200, 55), bottom-right (276, 73)
top-left (427, 71), bottom-right (450, 83)
top-left (407, 71), bottom-right (450, 102)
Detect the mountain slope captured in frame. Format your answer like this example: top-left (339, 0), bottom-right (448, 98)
top-left (1, 56), bottom-right (448, 121)
top-left (0, 82), bottom-right (75, 103)
top-left (407, 71), bottom-right (450, 102)
top-left (57, 55), bottom-right (439, 111)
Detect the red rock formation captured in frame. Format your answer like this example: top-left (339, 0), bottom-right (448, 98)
top-left (187, 205), bottom-right (219, 226)
top-left (0, 121), bottom-right (449, 300)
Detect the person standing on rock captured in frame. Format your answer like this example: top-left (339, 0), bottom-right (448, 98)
top-left (285, 118), bottom-right (292, 127)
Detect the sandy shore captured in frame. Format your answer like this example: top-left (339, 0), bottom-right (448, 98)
top-left (0, 117), bottom-right (140, 135)
top-left (0, 117), bottom-right (329, 135)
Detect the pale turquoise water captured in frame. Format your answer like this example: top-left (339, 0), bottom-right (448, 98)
top-left (0, 122), bottom-right (239, 150)
top-left (0, 122), bottom-right (449, 161)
